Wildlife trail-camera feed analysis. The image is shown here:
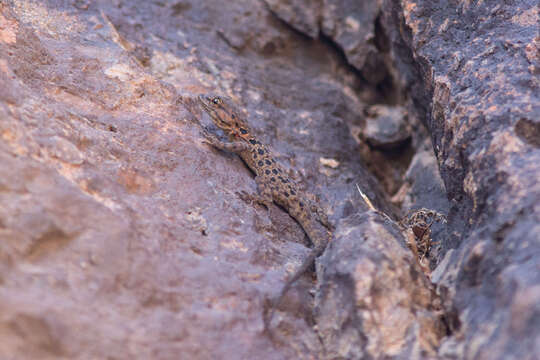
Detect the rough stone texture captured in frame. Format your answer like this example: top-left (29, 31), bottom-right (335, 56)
top-left (264, 0), bottom-right (320, 38)
top-left (380, 0), bottom-right (540, 359)
top-left (320, 0), bottom-right (382, 84)
top-left (315, 212), bottom-right (447, 359)
top-left (0, 0), bottom-right (391, 358)
top-left (361, 104), bottom-right (411, 149)
top-left (264, 0), bottom-right (386, 85)
top-left (398, 141), bottom-right (449, 217)
top-left (0, 0), bottom-right (538, 359)
top-left (396, 141), bottom-right (450, 268)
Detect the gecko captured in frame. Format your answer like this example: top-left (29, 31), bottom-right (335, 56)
top-left (198, 94), bottom-right (332, 328)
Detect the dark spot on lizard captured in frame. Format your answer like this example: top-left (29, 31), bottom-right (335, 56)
top-left (240, 128), bottom-right (248, 134)
top-left (253, 153), bottom-right (258, 159)
top-left (249, 139), bottom-right (257, 145)
top-left (299, 202), bottom-right (304, 208)
top-left (258, 160), bottom-right (264, 166)
top-left (265, 160), bottom-right (271, 165)
top-left (284, 192), bottom-right (289, 197)
top-left (271, 177), bottom-right (276, 182)
top-left (290, 190), bottom-right (296, 195)
top-left (258, 149), bottom-right (264, 155)
top-left (272, 169), bottom-right (278, 175)
top-left (265, 170), bottom-right (270, 175)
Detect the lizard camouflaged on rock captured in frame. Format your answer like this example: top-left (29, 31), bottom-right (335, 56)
top-left (198, 94), bottom-right (332, 328)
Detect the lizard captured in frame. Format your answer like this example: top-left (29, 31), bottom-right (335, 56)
top-left (197, 93), bottom-right (332, 329)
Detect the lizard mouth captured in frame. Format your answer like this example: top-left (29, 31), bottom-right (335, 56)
top-left (198, 95), bottom-right (230, 129)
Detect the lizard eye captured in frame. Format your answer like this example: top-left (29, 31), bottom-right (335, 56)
top-left (212, 97), bottom-right (221, 105)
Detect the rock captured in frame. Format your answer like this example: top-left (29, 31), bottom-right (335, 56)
top-left (394, 140), bottom-right (450, 268)
top-left (380, 0), bottom-right (540, 358)
top-left (315, 212), bottom-right (447, 359)
top-left (398, 142), bottom-right (448, 215)
top-left (263, 0), bottom-right (321, 38)
top-left (264, 0), bottom-right (386, 84)
top-left (320, 0), bottom-right (381, 81)
top-left (0, 1), bottom-right (387, 358)
top-left (361, 104), bottom-right (411, 150)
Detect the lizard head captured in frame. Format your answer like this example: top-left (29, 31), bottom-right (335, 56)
top-left (198, 94), bottom-right (250, 138)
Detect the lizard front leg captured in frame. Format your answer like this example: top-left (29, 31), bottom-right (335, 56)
top-left (201, 128), bottom-right (250, 153)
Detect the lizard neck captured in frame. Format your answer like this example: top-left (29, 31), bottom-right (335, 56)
top-left (226, 129), bottom-right (253, 144)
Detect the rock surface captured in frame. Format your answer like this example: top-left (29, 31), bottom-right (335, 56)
top-left (361, 104), bottom-right (411, 150)
top-left (0, 0), bottom-right (538, 359)
top-left (264, 0), bottom-right (386, 85)
top-left (315, 212), bottom-right (447, 359)
top-left (380, 0), bottom-right (540, 359)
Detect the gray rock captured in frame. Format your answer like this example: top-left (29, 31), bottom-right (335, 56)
top-left (381, 0), bottom-right (540, 358)
top-left (315, 211), bottom-right (447, 359)
top-left (362, 104), bottom-right (411, 150)
top-left (398, 141), bottom-right (450, 268)
top-left (264, 0), bottom-right (385, 84)
top-left (264, 0), bottom-right (321, 38)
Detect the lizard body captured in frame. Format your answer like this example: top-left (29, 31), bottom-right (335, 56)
top-left (198, 94), bottom-right (332, 328)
